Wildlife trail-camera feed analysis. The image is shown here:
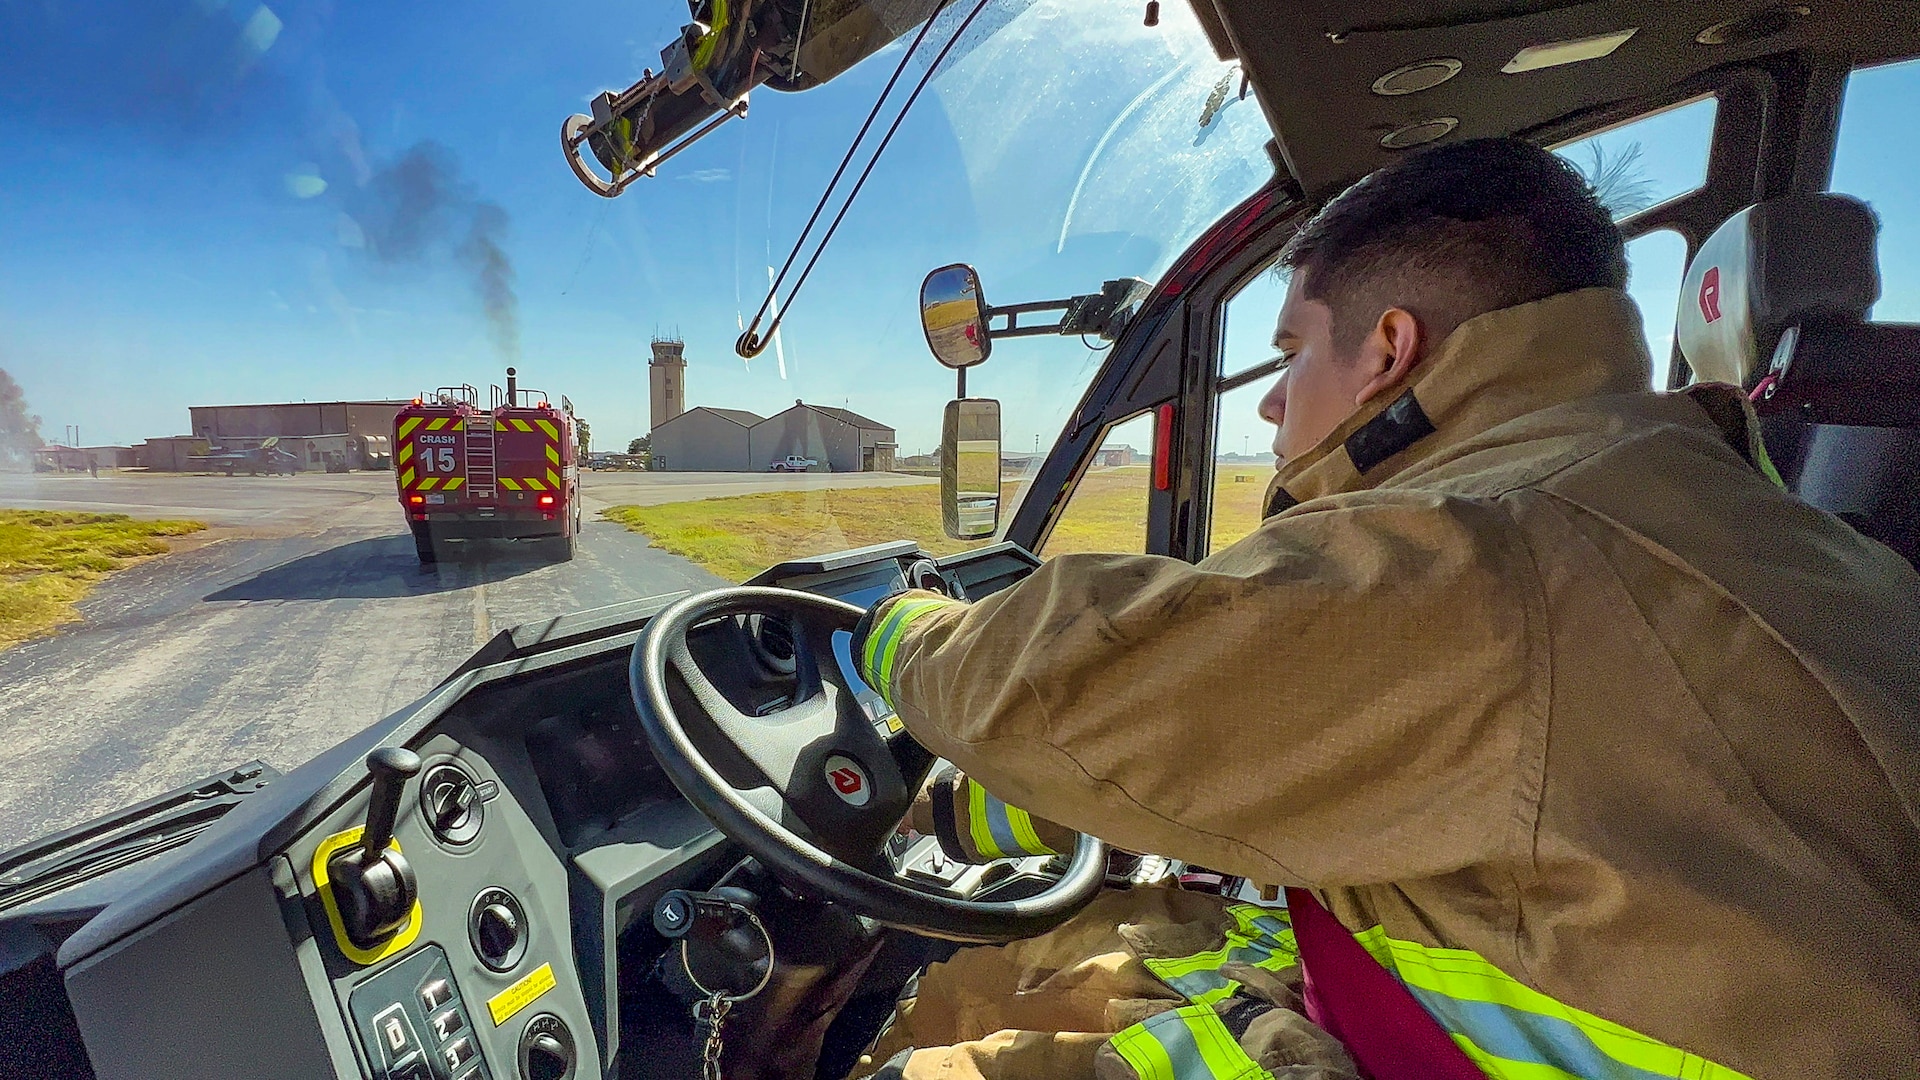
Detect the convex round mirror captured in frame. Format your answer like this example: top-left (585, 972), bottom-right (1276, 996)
top-left (921, 264), bottom-right (991, 369)
top-left (942, 399), bottom-right (1001, 540)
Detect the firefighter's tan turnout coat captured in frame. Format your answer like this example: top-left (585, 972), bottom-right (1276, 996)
top-left (857, 288), bottom-right (1920, 1079)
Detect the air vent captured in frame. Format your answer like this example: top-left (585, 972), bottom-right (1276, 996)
top-left (1371, 58), bottom-right (1462, 96)
top-left (1380, 117), bottom-right (1459, 150)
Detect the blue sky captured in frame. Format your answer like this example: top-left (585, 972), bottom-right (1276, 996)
top-left (3, 3), bottom-right (1916, 459)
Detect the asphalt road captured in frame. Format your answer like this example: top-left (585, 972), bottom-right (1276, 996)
top-left (0, 469), bottom-right (934, 851)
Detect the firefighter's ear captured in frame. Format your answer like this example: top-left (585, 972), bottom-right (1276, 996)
top-left (1353, 307), bottom-right (1424, 406)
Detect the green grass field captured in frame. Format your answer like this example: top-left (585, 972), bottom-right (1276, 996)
top-left (0, 510), bottom-right (207, 647)
top-left (605, 464), bottom-right (1277, 581)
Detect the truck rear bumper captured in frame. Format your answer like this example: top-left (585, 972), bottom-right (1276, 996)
top-left (414, 513), bottom-right (565, 540)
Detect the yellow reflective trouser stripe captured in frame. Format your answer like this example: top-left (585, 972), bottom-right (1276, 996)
top-left (397, 417), bottom-right (422, 439)
top-left (1109, 1004), bottom-right (1275, 1080)
top-left (964, 779), bottom-right (1056, 859)
top-left (1348, 926), bottom-right (1752, 1080)
top-left (861, 598), bottom-right (952, 708)
top-left (1144, 905), bottom-right (1297, 1007)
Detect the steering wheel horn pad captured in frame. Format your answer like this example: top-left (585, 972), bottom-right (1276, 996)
top-left (630, 586), bottom-right (1107, 943)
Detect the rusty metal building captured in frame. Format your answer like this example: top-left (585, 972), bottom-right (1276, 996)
top-left (188, 401), bottom-right (409, 445)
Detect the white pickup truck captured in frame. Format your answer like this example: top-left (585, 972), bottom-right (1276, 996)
top-left (770, 455), bottom-right (818, 472)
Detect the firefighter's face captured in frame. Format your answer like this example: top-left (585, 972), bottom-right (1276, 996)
top-left (1259, 273), bottom-right (1425, 464)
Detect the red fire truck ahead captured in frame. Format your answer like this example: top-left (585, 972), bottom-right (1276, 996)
top-left (393, 368), bottom-right (581, 564)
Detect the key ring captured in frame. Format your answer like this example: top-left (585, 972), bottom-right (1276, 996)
top-left (679, 905), bottom-right (776, 1003)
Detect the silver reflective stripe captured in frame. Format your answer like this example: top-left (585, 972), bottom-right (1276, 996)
top-left (1108, 1004), bottom-right (1275, 1080)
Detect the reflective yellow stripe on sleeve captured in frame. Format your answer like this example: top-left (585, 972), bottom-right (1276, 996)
top-left (964, 779), bottom-right (1056, 860)
top-left (861, 597), bottom-right (953, 708)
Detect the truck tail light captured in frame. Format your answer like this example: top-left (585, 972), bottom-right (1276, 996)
top-left (538, 494), bottom-right (555, 506)
top-left (408, 494), bottom-right (425, 505)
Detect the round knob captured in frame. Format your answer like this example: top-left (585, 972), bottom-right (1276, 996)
top-left (526, 1034), bottom-right (570, 1080)
top-left (477, 903), bottom-right (519, 959)
top-left (518, 1013), bottom-right (575, 1080)
top-left (419, 764), bottom-right (483, 845)
top-left (470, 887), bottom-right (529, 971)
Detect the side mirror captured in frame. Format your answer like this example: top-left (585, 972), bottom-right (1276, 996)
top-left (941, 399), bottom-right (1001, 540)
top-left (921, 264), bottom-right (991, 369)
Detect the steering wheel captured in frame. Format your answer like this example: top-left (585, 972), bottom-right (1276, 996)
top-left (629, 586), bottom-right (1107, 943)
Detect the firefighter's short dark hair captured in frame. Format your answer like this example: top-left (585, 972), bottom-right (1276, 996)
top-left (1278, 137), bottom-right (1628, 351)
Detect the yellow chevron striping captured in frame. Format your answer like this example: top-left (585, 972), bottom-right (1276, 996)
top-left (535, 419), bottom-right (558, 440)
top-left (512, 418), bottom-right (534, 432)
top-left (496, 420), bottom-right (509, 431)
top-left (396, 442), bottom-right (414, 464)
top-left (499, 477), bottom-right (521, 491)
top-left (523, 477), bottom-right (546, 492)
top-left (399, 467), bottom-right (415, 487)
top-left (443, 477), bottom-right (463, 490)
top-left (544, 444), bottom-right (560, 465)
top-left (418, 477), bottom-right (439, 492)
top-left (426, 417), bottom-right (450, 431)
top-left (546, 468), bottom-right (560, 488)
top-left (397, 417), bottom-right (422, 439)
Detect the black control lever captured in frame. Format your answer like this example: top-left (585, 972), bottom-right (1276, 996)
top-left (361, 747), bottom-right (419, 858)
top-left (330, 747), bottom-right (422, 949)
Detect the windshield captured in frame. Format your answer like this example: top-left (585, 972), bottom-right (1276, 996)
top-left (0, 0), bottom-right (1269, 846)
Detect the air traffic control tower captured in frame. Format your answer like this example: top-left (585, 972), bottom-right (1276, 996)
top-left (649, 337), bottom-right (686, 431)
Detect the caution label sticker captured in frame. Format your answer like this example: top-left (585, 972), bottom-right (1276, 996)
top-left (487, 962), bottom-right (556, 1027)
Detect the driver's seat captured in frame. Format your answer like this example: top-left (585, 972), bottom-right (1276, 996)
top-left (1676, 192), bottom-right (1920, 571)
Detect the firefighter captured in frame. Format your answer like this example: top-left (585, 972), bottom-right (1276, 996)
top-left (849, 138), bottom-right (1920, 1080)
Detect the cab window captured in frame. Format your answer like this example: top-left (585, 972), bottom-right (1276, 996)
top-left (1212, 266), bottom-right (1287, 547)
top-left (1555, 95), bottom-right (1717, 386)
top-left (1832, 58), bottom-right (1920, 320)
top-left (1042, 412), bottom-right (1153, 556)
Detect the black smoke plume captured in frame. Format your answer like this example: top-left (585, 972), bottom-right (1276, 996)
top-left (348, 141), bottom-right (519, 360)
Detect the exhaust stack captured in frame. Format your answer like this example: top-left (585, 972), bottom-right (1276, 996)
top-left (506, 367), bottom-right (518, 406)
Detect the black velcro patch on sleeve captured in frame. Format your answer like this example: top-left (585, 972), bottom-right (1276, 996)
top-left (1264, 487), bottom-right (1301, 518)
top-left (1344, 390), bottom-right (1436, 474)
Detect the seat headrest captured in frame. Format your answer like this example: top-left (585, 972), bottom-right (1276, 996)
top-left (1676, 194), bottom-right (1880, 386)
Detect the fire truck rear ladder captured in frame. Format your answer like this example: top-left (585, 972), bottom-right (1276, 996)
top-left (465, 415), bottom-right (497, 498)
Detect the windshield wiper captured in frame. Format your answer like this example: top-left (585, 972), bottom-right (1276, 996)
top-left (0, 761), bottom-right (278, 913)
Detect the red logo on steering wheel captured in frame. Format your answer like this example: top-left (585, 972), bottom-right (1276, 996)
top-left (824, 755), bottom-right (871, 806)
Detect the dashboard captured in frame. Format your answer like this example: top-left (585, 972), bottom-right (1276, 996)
top-left (13, 541), bottom-right (1043, 1080)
